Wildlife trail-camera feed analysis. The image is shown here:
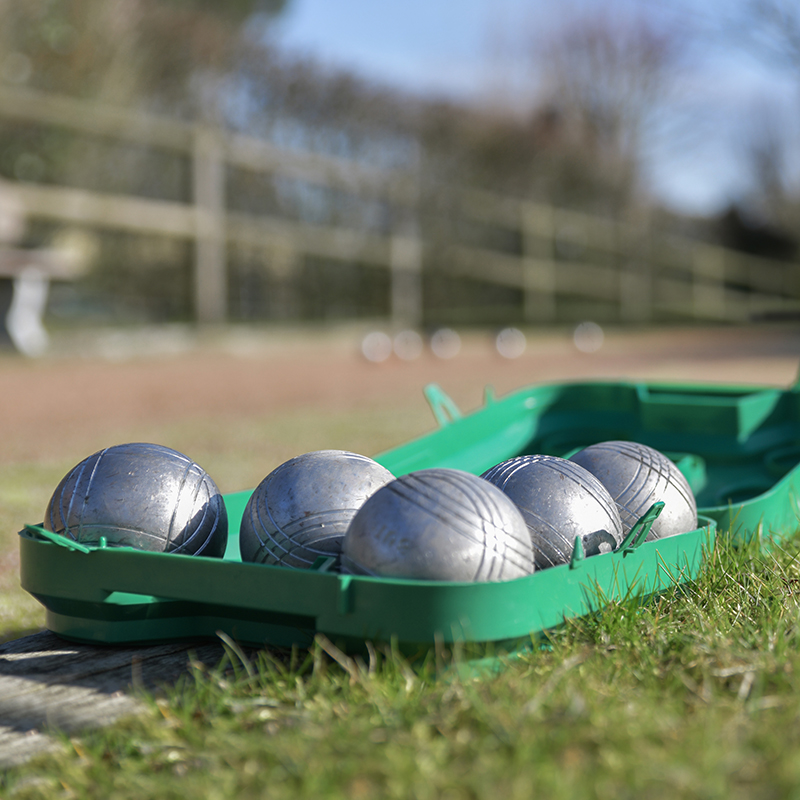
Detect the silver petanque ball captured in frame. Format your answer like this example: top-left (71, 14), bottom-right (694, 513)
top-left (569, 441), bottom-right (698, 541)
top-left (43, 442), bottom-right (228, 556)
top-left (481, 454), bottom-right (623, 571)
top-left (239, 450), bottom-right (394, 569)
top-left (341, 468), bottom-right (534, 582)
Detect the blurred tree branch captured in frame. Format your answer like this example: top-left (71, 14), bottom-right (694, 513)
top-left (526, 4), bottom-right (686, 212)
top-left (0, 0), bottom-right (289, 118)
top-left (726, 0), bottom-right (800, 72)
top-left (696, 0), bottom-right (800, 229)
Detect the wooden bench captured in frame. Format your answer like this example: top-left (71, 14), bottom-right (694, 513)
top-left (0, 182), bottom-right (88, 357)
top-left (0, 246), bottom-right (84, 357)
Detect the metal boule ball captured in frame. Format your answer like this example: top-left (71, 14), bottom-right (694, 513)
top-left (481, 454), bottom-right (623, 570)
top-left (239, 450), bottom-right (394, 570)
top-left (569, 441), bottom-right (698, 541)
top-left (44, 442), bottom-right (228, 556)
top-left (341, 468), bottom-right (534, 582)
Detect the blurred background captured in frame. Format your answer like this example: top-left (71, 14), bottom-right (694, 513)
top-left (0, 0), bottom-right (799, 354)
top-left (5, 0), bottom-right (800, 646)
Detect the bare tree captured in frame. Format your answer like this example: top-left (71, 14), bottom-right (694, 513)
top-left (0, 1), bottom-right (289, 116)
top-left (525, 3), bottom-right (685, 212)
top-left (698, 1), bottom-right (800, 233)
top-left (738, 99), bottom-right (797, 222)
top-left (717, 0), bottom-right (800, 72)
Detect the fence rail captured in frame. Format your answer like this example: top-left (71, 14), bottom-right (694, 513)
top-left (1, 84), bottom-right (798, 327)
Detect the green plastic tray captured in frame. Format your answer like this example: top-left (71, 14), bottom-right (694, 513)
top-left (19, 508), bottom-right (714, 657)
top-left (403, 380), bottom-right (800, 542)
top-left (23, 373), bottom-right (799, 656)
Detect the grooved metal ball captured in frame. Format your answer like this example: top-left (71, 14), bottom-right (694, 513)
top-left (239, 450), bottom-right (394, 569)
top-left (481, 454), bottom-right (623, 570)
top-left (341, 468), bottom-right (535, 582)
top-left (43, 443), bottom-right (228, 556)
top-left (569, 441), bottom-right (698, 540)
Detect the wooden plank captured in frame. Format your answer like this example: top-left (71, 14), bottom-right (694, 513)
top-left (521, 202), bottom-right (556, 323)
top-left (226, 131), bottom-right (416, 203)
top-left (460, 188), bottom-right (525, 230)
top-left (445, 244), bottom-right (523, 287)
top-left (0, 248), bottom-right (79, 279)
top-left (0, 85), bottom-right (192, 152)
top-left (556, 261), bottom-right (620, 302)
top-left (10, 181), bottom-right (393, 269)
top-left (390, 233), bottom-right (423, 327)
top-left (227, 211), bottom-right (391, 265)
top-left (0, 85), bottom-right (415, 200)
top-left (0, 630), bottom-right (225, 769)
top-left (13, 183), bottom-right (195, 239)
top-left (463, 190), bottom-right (623, 254)
top-left (193, 128), bottom-right (227, 324)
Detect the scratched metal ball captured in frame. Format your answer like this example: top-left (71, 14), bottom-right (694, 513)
top-left (569, 441), bottom-right (698, 541)
top-left (239, 450), bottom-right (394, 569)
top-left (481, 454), bottom-right (623, 570)
top-left (341, 468), bottom-right (534, 581)
top-left (43, 443), bottom-right (228, 556)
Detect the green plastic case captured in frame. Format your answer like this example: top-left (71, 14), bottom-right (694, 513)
top-left (20, 376), bottom-right (800, 656)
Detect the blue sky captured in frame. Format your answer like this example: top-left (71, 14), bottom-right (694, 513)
top-left (272, 1), bottom-right (509, 99)
top-left (268, 0), bottom-right (799, 217)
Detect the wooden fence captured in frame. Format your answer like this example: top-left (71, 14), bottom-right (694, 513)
top-left (1, 83), bottom-right (798, 327)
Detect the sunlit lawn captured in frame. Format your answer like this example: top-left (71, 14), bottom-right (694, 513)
top-left (5, 530), bottom-right (800, 799)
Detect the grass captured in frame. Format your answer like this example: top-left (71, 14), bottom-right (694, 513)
top-left (5, 401), bottom-right (800, 797)
top-left (4, 530), bottom-right (800, 798)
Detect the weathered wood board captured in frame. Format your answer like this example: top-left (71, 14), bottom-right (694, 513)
top-left (0, 631), bottom-right (225, 769)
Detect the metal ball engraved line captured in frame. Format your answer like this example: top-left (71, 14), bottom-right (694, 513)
top-left (239, 450), bottom-right (395, 569)
top-left (341, 468), bottom-right (534, 582)
top-left (43, 442), bottom-right (228, 557)
top-left (569, 441), bottom-right (698, 540)
top-left (481, 454), bottom-right (624, 571)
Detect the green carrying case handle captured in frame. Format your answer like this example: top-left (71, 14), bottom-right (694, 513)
top-left (311, 556), bottom-right (337, 573)
top-left (424, 383), bottom-right (463, 427)
top-left (569, 502), bottom-right (664, 569)
top-left (618, 502), bottom-right (665, 553)
top-left (22, 524), bottom-right (93, 554)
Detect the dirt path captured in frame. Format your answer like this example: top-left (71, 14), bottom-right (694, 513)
top-left (1, 322), bottom-right (799, 465)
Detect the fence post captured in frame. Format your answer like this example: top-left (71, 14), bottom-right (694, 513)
top-left (192, 126), bottom-right (227, 324)
top-left (390, 228), bottom-right (423, 328)
top-left (692, 244), bottom-right (727, 321)
top-left (619, 211), bottom-right (653, 323)
top-left (521, 201), bottom-right (556, 324)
